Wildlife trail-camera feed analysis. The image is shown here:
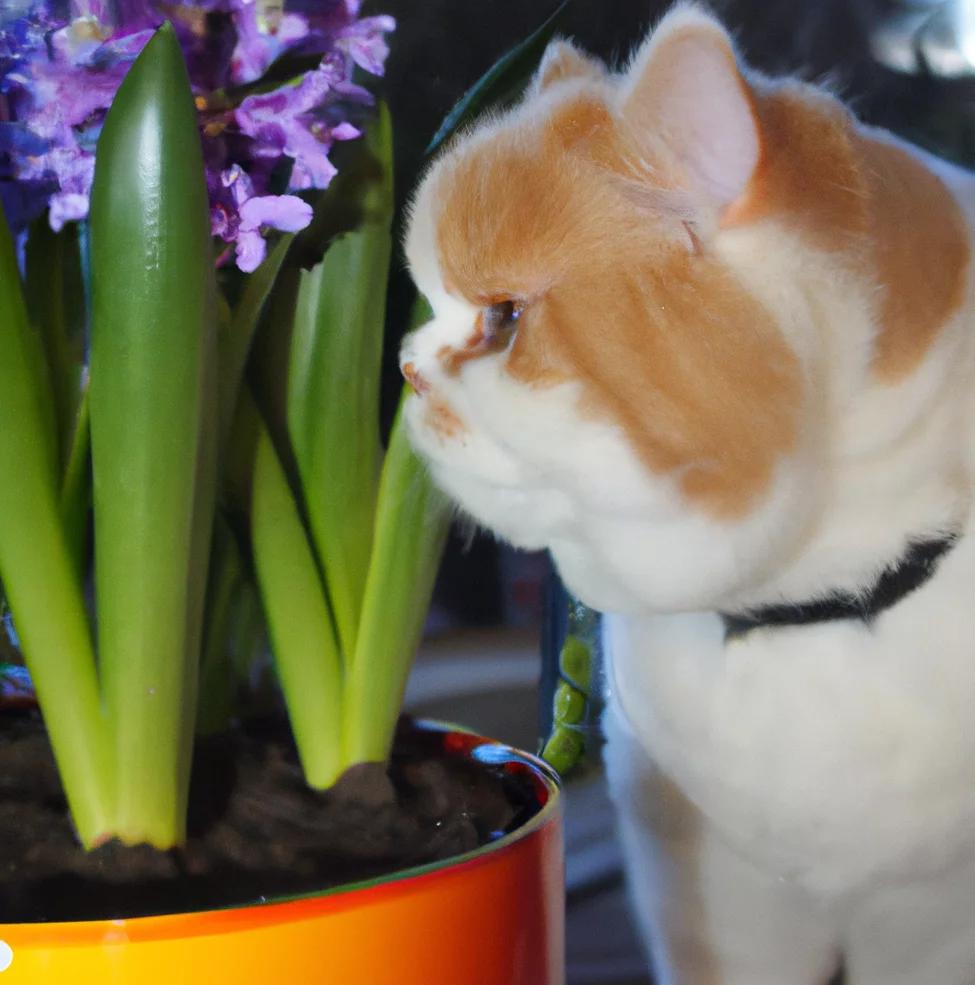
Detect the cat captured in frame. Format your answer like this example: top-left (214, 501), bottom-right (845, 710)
top-left (399, 4), bottom-right (975, 983)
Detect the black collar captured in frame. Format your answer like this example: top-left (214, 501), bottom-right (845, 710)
top-left (721, 535), bottom-right (958, 641)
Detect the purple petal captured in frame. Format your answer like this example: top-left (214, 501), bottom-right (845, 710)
top-left (330, 121), bottom-right (359, 141)
top-left (48, 190), bottom-right (88, 230)
top-left (68, 1), bottom-right (112, 24)
top-left (88, 28), bottom-right (156, 69)
top-left (278, 13), bottom-right (309, 44)
top-left (30, 63), bottom-right (123, 133)
top-left (211, 204), bottom-right (235, 239)
top-left (222, 163), bottom-right (255, 206)
top-left (286, 130), bottom-right (338, 190)
top-left (114, 0), bottom-right (158, 32)
top-left (235, 228), bottom-right (266, 272)
top-left (0, 121), bottom-right (48, 154)
top-left (239, 193), bottom-right (312, 232)
top-left (336, 15), bottom-right (395, 76)
top-left (229, 0), bottom-right (273, 85)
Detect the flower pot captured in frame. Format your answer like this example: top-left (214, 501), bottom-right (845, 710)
top-left (0, 723), bottom-right (564, 985)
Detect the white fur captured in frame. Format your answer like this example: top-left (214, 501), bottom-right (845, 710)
top-left (401, 8), bottom-right (975, 982)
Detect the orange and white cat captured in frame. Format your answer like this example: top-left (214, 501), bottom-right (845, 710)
top-left (400, 5), bottom-right (975, 982)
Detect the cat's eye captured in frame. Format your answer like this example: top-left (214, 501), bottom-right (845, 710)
top-left (481, 299), bottom-right (522, 345)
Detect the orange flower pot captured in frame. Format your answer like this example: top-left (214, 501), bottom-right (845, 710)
top-left (0, 724), bottom-right (564, 985)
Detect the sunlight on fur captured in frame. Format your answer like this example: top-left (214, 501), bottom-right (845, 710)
top-left (401, 4), bottom-right (975, 982)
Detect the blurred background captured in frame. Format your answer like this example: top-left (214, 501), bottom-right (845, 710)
top-left (372, 2), bottom-right (975, 981)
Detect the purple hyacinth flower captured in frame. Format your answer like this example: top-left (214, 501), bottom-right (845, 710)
top-left (236, 64), bottom-right (361, 192)
top-left (235, 193), bottom-right (313, 270)
top-left (230, 0), bottom-right (309, 85)
top-left (0, 0), bottom-right (393, 269)
top-left (336, 14), bottom-right (394, 76)
top-left (18, 137), bottom-right (95, 229)
top-left (215, 163), bottom-right (312, 271)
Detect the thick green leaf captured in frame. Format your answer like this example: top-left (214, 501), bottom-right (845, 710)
top-left (426, 0), bottom-right (576, 157)
top-left (288, 104), bottom-right (393, 661)
top-left (341, 387), bottom-right (451, 766)
top-left (88, 22), bottom-right (216, 848)
top-left (246, 393), bottom-right (344, 788)
top-left (0, 202), bottom-right (113, 847)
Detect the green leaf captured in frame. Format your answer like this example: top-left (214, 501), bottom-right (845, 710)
top-left (288, 104), bottom-right (394, 660)
top-left (175, 311), bottom-right (218, 818)
top-left (196, 516), bottom-right (245, 737)
top-left (341, 387), bottom-right (451, 766)
top-left (0, 201), bottom-right (113, 848)
top-left (23, 218), bottom-right (86, 474)
top-left (59, 384), bottom-right (91, 579)
top-left (246, 393), bottom-right (344, 788)
top-left (88, 22), bottom-right (216, 848)
top-left (426, 0), bottom-right (576, 157)
top-left (219, 233), bottom-right (293, 449)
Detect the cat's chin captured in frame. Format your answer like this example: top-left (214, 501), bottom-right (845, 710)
top-left (402, 394), bottom-right (562, 551)
top-left (405, 388), bottom-right (824, 615)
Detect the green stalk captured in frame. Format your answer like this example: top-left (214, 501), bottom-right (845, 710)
top-left (246, 395), bottom-right (344, 787)
top-left (287, 105), bottom-right (394, 660)
top-left (59, 384), bottom-right (91, 580)
top-left (23, 219), bottom-right (86, 473)
top-left (341, 389), bottom-right (451, 766)
top-left (176, 315), bottom-right (218, 814)
top-left (197, 517), bottom-right (245, 737)
top-left (219, 233), bottom-right (293, 450)
top-left (0, 202), bottom-right (114, 847)
top-left (88, 23), bottom-right (215, 847)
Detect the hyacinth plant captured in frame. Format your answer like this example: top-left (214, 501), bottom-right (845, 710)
top-left (0, 0), bottom-right (445, 853)
top-left (0, 0), bottom-right (573, 855)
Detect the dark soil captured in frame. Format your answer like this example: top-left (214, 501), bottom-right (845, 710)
top-left (0, 713), bottom-right (543, 924)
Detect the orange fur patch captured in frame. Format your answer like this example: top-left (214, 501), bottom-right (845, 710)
top-left (434, 94), bottom-right (801, 518)
top-left (426, 394), bottom-right (466, 440)
top-left (725, 83), bottom-right (969, 382)
top-left (722, 85), bottom-right (865, 254)
top-left (854, 133), bottom-right (970, 382)
top-left (402, 360), bottom-right (430, 394)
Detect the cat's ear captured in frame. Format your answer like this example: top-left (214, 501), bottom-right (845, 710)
top-left (534, 39), bottom-right (604, 93)
top-left (621, 7), bottom-right (758, 208)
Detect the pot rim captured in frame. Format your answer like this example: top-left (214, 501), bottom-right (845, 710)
top-left (1, 718), bottom-right (562, 942)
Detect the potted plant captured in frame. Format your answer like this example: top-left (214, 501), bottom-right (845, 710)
top-left (0, 2), bottom-right (568, 981)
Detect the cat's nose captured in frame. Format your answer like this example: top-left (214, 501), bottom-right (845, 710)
top-left (401, 361), bottom-right (430, 395)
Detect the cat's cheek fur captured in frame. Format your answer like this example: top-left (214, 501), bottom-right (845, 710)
top-left (406, 355), bottom-right (820, 613)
